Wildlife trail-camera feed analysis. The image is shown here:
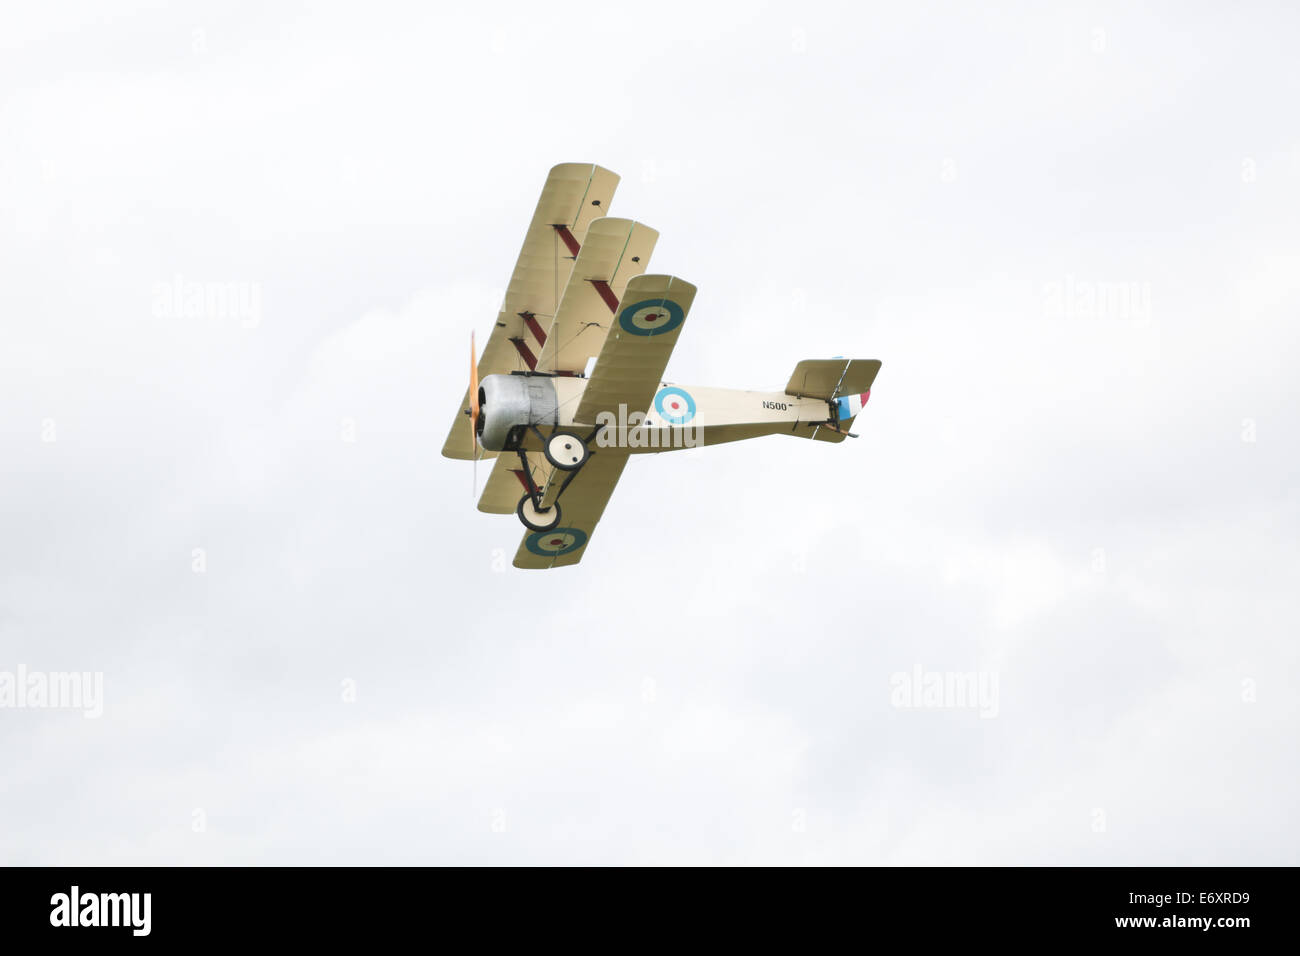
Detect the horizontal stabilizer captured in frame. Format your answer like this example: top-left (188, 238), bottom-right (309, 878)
top-left (785, 359), bottom-right (881, 401)
top-left (783, 358), bottom-right (882, 443)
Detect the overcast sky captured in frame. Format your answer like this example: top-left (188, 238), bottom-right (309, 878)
top-left (2, 1), bottom-right (1297, 864)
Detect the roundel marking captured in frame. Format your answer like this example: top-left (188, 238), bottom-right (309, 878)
top-left (525, 527), bottom-right (588, 557)
top-left (654, 386), bottom-right (697, 425)
top-left (618, 298), bottom-right (685, 336)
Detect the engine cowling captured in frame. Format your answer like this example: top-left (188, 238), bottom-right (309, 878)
top-left (475, 374), bottom-right (559, 451)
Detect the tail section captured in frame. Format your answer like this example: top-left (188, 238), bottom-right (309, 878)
top-left (785, 358), bottom-right (881, 442)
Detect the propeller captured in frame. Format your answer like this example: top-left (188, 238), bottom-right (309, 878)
top-left (469, 331), bottom-right (482, 499)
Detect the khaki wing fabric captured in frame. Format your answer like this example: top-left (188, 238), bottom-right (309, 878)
top-left (443, 163), bottom-right (619, 459)
top-left (571, 275), bottom-right (697, 426)
top-left (512, 450), bottom-right (630, 569)
top-left (538, 217), bottom-right (658, 375)
top-left (784, 359), bottom-right (881, 400)
top-left (477, 452), bottom-right (553, 514)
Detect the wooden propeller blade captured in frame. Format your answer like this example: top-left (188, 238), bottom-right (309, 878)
top-left (470, 331), bottom-right (480, 498)
top-left (468, 331), bottom-right (480, 453)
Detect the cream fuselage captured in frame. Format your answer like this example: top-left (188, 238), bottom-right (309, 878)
top-left (529, 376), bottom-right (833, 453)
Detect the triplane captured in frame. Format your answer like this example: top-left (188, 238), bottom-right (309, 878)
top-left (444, 163), bottom-right (881, 568)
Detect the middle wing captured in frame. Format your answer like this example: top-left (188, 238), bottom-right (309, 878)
top-left (571, 274), bottom-right (697, 425)
top-left (537, 216), bottom-right (658, 375)
top-left (512, 450), bottom-right (630, 569)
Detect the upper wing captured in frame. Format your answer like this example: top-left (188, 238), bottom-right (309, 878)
top-left (512, 450), bottom-right (630, 569)
top-left (442, 163), bottom-right (620, 459)
top-left (538, 217), bottom-right (658, 374)
top-left (571, 274), bottom-right (697, 425)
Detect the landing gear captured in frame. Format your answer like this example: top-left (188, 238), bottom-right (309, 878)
top-left (517, 495), bottom-right (562, 532)
top-left (513, 428), bottom-right (598, 531)
top-left (544, 430), bottom-right (589, 471)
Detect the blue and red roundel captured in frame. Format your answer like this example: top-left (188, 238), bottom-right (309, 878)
top-left (654, 386), bottom-right (696, 425)
top-left (618, 298), bottom-right (685, 336)
top-left (525, 527), bottom-right (588, 557)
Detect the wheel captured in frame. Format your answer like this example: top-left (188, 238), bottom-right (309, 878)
top-left (517, 495), bottom-right (562, 532)
top-left (544, 431), bottom-right (588, 471)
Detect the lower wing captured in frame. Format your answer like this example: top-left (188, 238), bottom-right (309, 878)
top-left (512, 450), bottom-right (630, 569)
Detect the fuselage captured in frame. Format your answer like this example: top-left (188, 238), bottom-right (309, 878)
top-left (476, 372), bottom-right (836, 454)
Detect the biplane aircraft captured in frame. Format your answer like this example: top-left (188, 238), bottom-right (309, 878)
top-left (443, 163), bottom-right (881, 569)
